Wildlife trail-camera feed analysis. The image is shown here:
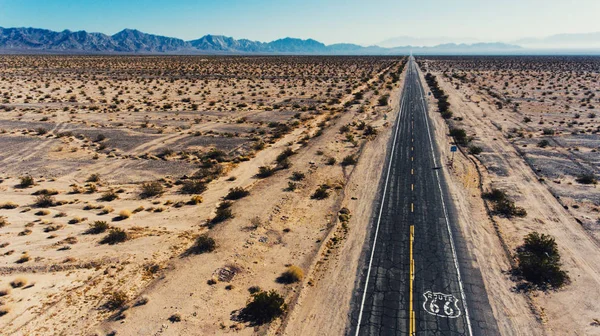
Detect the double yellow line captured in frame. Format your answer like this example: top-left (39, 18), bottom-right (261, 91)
top-left (409, 225), bottom-right (416, 335)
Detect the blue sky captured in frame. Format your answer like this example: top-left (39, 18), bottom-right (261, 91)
top-left (1, 0), bottom-right (599, 45)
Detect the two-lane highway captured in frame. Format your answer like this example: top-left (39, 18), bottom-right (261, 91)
top-left (349, 57), bottom-right (499, 335)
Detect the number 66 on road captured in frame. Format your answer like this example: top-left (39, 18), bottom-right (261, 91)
top-left (423, 291), bottom-right (462, 318)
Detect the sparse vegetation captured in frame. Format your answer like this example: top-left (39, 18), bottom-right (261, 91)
top-left (239, 290), bottom-right (287, 325)
top-left (34, 194), bottom-right (55, 207)
top-left (18, 176), bottom-right (35, 188)
top-left (100, 228), bottom-right (129, 245)
top-left (312, 184), bottom-right (330, 200)
top-left (140, 181), bottom-right (164, 198)
top-left (225, 187), bottom-right (250, 200)
top-left (515, 232), bottom-right (569, 289)
top-left (87, 221), bottom-right (109, 234)
top-left (190, 234), bottom-right (216, 254)
top-left (105, 291), bottom-right (128, 310)
top-left (211, 201), bottom-right (234, 224)
top-left (483, 188), bottom-right (527, 218)
top-left (277, 265), bottom-right (304, 284)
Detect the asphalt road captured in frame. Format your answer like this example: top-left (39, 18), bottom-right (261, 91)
top-left (348, 57), bottom-right (499, 336)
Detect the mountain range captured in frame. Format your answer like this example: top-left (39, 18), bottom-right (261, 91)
top-left (0, 27), bottom-right (525, 55)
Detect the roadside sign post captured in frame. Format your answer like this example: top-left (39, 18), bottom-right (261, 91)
top-left (450, 145), bottom-right (458, 168)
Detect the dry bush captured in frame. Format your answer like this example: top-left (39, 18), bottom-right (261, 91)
top-left (211, 201), bottom-right (233, 224)
top-left (18, 176), bottom-right (35, 188)
top-left (188, 195), bottom-right (203, 205)
top-left (225, 187), bottom-right (250, 200)
top-left (34, 194), bottom-right (55, 207)
top-left (0, 201), bottom-right (18, 209)
top-left (10, 277), bottom-right (27, 288)
top-left (140, 181), bottom-right (164, 198)
top-left (180, 179), bottom-right (206, 194)
top-left (32, 188), bottom-right (59, 196)
top-left (0, 288), bottom-right (11, 297)
top-left (135, 295), bottom-right (150, 306)
top-left (190, 234), bottom-right (216, 254)
top-left (100, 190), bottom-right (119, 201)
top-left (311, 184), bottom-right (330, 200)
top-left (256, 166), bottom-right (275, 178)
top-left (105, 291), bottom-right (128, 310)
top-left (277, 265), bottom-right (304, 284)
top-left (0, 216), bottom-right (8, 228)
top-left (0, 305), bottom-right (10, 317)
top-left (87, 173), bottom-right (101, 182)
top-left (16, 253), bottom-right (30, 264)
top-left (100, 228), bottom-right (129, 245)
top-left (86, 221), bottom-right (109, 234)
top-left (118, 209), bottom-right (132, 219)
top-left (239, 290), bottom-right (287, 325)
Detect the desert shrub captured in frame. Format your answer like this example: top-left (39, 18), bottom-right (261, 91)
top-left (364, 125), bottom-right (377, 136)
top-left (291, 171), bottom-right (305, 181)
top-left (0, 216), bottom-right (8, 228)
top-left (277, 265), bottom-right (304, 284)
top-left (100, 228), bottom-right (129, 245)
top-left (9, 277), bottom-right (27, 288)
top-left (34, 195), bottom-right (55, 207)
top-left (16, 253), bottom-right (30, 264)
top-left (0, 305), bottom-right (10, 317)
top-left (576, 173), bottom-right (597, 185)
top-left (0, 287), bottom-right (10, 297)
top-left (87, 221), bottom-right (109, 234)
top-left (211, 201), bottom-right (233, 224)
top-left (0, 201), bottom-right (18, 209)
top-left (483, 188), bottom-right (527, 218)
top-left (225, 187), bottom-right (250, 200)
top-left (468, 146), bottom-right (483, 155)
top-left (312, 185), bottom-right (330, 200)
top-left (105, 291), bottom-right (128, 310)
top-left (168, 313), bottom-right (182, 322)
top-left (339, 125), bottom-right (350, 133)
top-left (325, 157), bottom-right (336, 165)
top-left (140, 181), bottom-right (164, 198)
top-left (32, 188), bottom-right (58, 196)
top-left (239, 290), bottom-right (287, 325)
top-left (378, 94), bottom-right (390, 106)
top-left (286, 182), bottom-right (298, 191)
top-left (135, 295), bottom-right (150, 306)
top-left (87, 173), bottom-right (101, 182)
top-left (537, 139), bottom-right (550, 148)
top-left (276, 157), bottom-right (292, 170)
top-left (542, 128), bottom-right (555, 135)
top-left (180, 179), bottom-right (206, 194)
top-left (341, 155), bottom-right (357, 166)
top-left (188, 195), bottom-right (203, 205)
top-left (19, 176), bottom-right (35, 188)
top-left (515, 232), bottom-right (568, 289)
top-left (276, 147), bottom-right (295, 163)
top-left (118, 209), bottom-right (132, 219)
top-left (190, 234), bottom-right (216, 254)
top-left (100, 190), bottom-right (118, 201)
top-left (441, 110), bottom-right (453, 119)
top-left (449, 128), bottom-right (469, 146)
top-left (257, 166), bottom-right (275, 178)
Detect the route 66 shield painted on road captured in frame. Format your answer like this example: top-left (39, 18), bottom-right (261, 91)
top-left (423, 291), bottom-right (461, 318)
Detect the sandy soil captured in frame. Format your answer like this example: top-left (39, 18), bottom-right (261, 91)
top-left (0, 56), bottom-right (406, 335)
top-left (417, 57), bottom-right (600, 335)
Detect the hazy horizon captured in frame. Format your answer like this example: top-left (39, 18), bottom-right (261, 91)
top-left (1, 0), bottom-right (600, 47)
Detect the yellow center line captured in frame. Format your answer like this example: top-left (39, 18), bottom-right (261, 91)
top-left (409, 225), bottom-right (416, 335)
top-left (411, 168), bottom-right (414, 175)
top-left (411, 203), bottom-right (414, 213)
top-left (411, 184), bottom-right (414, 191)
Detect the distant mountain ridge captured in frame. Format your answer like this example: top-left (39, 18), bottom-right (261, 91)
top-left (0, 27), bottom-right (523, 55)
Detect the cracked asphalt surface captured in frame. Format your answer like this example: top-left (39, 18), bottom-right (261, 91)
top-left (349, 57), bottom-right (499, 335)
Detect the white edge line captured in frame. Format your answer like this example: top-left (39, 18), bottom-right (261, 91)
top-left (354, 59), bottom-right (407, 336)
top-left (415, 59), bottom-right (474, 336)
